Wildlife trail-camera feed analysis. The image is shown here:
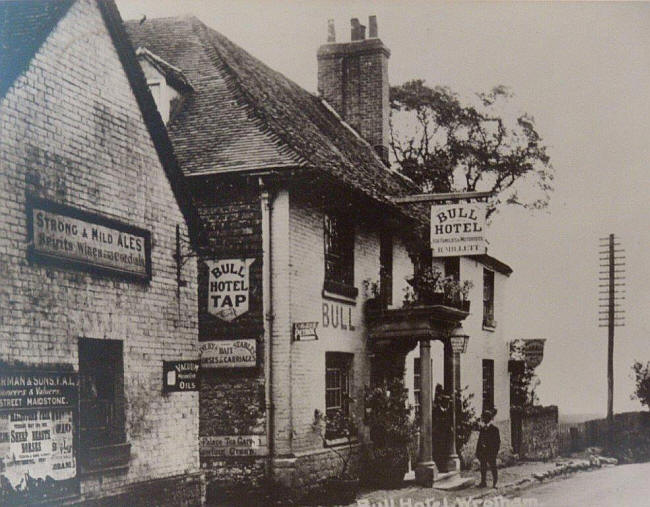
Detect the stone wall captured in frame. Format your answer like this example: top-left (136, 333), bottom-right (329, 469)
top-left (0, 0), bottom-right (199, 502)
top-left (514, 405), bottom-right (559, 460)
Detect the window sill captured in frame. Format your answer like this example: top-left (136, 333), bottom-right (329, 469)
top-left (79, 441), bottom-right (131, 475)
top-left (324, 436), bottom-right (359, 448)
top-left (322, 281), bottom-right (358, 305)
top-left (482, 321), bottom-right (497, 332)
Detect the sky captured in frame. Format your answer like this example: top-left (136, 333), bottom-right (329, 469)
top-left (116, 1), bottom-right (650, 417)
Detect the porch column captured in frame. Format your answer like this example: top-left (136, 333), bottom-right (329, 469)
top-left (446, 349), bottom-right (461, 472)
top-left (415, 338), bottom-right (438, 486)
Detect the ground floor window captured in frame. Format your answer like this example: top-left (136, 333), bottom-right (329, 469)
top-left (79, 338), bottom-right (125, 447)
top-left (482, 358), bottom-right (495, 412)
top-left (413, 357), bottom-right (421, 419)
top-left (325, 352), bottom-right (353, 438)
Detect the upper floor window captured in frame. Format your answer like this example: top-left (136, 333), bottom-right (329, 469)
top-left (483, 268), bottom-right (495, 328)
top-left (379, 230), bottom-right (393, 306)
top-left (444, 257), bottom-right (460, 281)
top-left (324, 211), bottom-right (356, 298)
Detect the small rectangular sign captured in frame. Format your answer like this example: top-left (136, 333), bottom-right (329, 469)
top-left (163, 360), bottom-right (200, 392)
top-left (199, 339), bottom-right (257, 368)
top-left (430, 202), bottom-right (487, 257)
top-left (27, 196), bottom-right (151, 280)
top-left (293, 321), bottom-right (319, 341)
top-left (200, 435), bottom-right (268, 457)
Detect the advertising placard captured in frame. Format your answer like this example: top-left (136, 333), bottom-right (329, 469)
top-left (200, 435), bottom-right (268, 457)
top-left (163, 360), bottom-right (200, 392)
top-left (430, 202), bottom-right (487, 257)
top-left (199, 339), bottom-right (257, 368)
top-left (27, 196), bottom-right (151, 280)
top-left (206, 259), bottom-right (255, 322)
top-left (292, 322), bottom-right (319, 341)
top-left (0, 369), bottom-right (79, 504)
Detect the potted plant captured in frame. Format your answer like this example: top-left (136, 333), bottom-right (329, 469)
top-left (312, 406), bottom-right (360, 505)
top-left (403, 266), bottom-right (472, 311)
top-left (362, 378), bottom-right (418, 488)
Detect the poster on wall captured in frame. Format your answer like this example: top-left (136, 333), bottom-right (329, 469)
top-left (205, 259), bottom-right (255, 322)
top-left (430, 202), bottom-right (487, 257)
top-left (0, 369), bottom-right (79, 505)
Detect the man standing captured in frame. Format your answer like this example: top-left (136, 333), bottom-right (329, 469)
top-left (476, 408), bottom-right (500, 488)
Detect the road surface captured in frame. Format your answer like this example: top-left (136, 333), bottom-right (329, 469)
top-left (509, 462), bottom-right (650, 507)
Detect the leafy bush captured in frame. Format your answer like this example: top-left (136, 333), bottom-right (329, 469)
top-left (631, 360), bottom-right (650, 410)
top-left (364, 378), bottom-right (417, 447)
top-left (362, 379), bottom-right (418, 487)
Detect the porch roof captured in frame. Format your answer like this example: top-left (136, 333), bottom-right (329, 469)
top-left (367, 305), bottom-right (469, 349)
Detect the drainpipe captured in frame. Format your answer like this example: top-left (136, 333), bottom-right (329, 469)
top-left (260, 179), bottom-right (274, 480)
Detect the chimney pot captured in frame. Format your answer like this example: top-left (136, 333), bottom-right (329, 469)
top-left (327, 19), bottom-right (335, 42)
top-left (351, 18), bottom-right (361, 41)
top-left (369, 15), bottom-right (377, 38)
top-left (359, 24), bottom-right (366, 40)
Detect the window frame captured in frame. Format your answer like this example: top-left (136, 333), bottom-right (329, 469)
top-left (379, 230), bottom-right (393, 307)
top-left (323, 210), bottom-right (358, 300)
top-left (483, 268), bottom-right (496, 328)
top-left (482, 358), bottom-right (495, 412)
top-left (413, 357), bottom-right (421, 420)
top-left (78, 338), bottom-right (126, 448)
top-left (325, 352), bottom-right (354, 440)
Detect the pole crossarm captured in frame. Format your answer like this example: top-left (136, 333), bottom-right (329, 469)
top-left (390, 190), bottom-right (493, 204)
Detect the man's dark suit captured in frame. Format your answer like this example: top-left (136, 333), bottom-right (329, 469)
top-left (476, 422), bottom-right (500, 486)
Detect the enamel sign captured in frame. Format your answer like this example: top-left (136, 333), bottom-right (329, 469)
top-left (199, 339), bottom-right (257, 369)
top-left (206, 259), bottom-right (255, 322)
top-left (430, 203), bottom-right (487, 257)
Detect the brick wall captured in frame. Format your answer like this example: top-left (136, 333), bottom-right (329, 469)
top-left (317, 37), bottom-right (391, 159)
top-left (285, 192), bottom-right (415, 486)
top-left (0, 0), bottom-right (199, 502)
top-left (188, 178), bottom-right (267, 487)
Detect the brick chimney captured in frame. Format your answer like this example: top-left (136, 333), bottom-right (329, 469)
top-left (317, 16), bottom-right (391, 164)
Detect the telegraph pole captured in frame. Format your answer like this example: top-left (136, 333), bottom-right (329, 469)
top-left (598, 234), bottom-right (625, 446)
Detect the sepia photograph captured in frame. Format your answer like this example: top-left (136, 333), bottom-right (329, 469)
top-left (0, 1), bottom-right (648, 505)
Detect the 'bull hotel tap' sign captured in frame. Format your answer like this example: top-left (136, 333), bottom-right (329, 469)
top-left (206, 259), bottom-right (255, 322)
top-left (27, 196), bottom-right (151, 280)
top-left (430, 203), bottom-right (487, 257)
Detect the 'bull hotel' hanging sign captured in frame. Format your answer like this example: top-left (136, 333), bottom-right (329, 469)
top-left (27, 196), bottom-right (151, 280)
top-left (206, 259), bottom-right (255, 322)
top-left (430, 202), bottom-right (487, 257)
top-left (0, 369), bottom-right (79, 503)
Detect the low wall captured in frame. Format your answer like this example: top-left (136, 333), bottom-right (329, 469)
top-left (75, 472), bottom-right (204, 507)
top-left (512, 405), bottom-right (559, 460)
top-left (559, 411), bottom-right (650, 461)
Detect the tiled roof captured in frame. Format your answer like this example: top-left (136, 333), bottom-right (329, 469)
top-left (0, 0), bottom-right (74, 98)
top-left (124, 16), bottom-right (420, 207)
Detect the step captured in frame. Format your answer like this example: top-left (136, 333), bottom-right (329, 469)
top-left (434, 475), bottom-right (475, 491)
